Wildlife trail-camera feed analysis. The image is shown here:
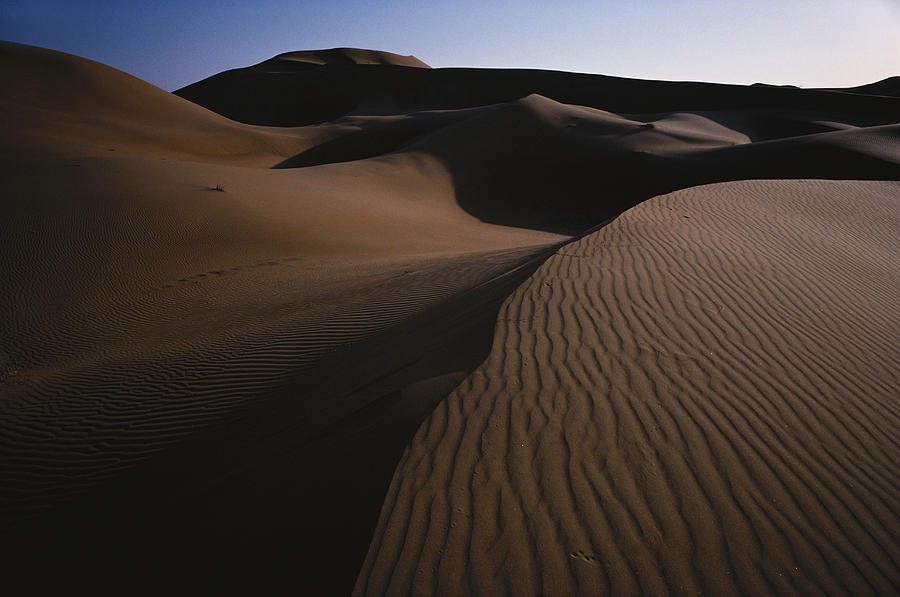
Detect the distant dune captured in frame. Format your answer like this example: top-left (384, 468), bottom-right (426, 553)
top-left (831, 76), bottom-right (900, 97)
top-left (1, 41), bottom-right (898, 595)
top-left (271, 48), bottom-right (431, 69)
top-left (175, 56), bottom-right (899, 127)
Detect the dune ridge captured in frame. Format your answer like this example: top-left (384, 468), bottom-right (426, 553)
top-left (176, 57), bottom-right (900, 127)
top-left (356, 180), bottom-right (900, 596)
top-left (270, 48), bottom-right (430, 69)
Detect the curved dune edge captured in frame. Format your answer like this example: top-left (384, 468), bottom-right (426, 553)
top-left (271, 48), bottom-right (430, 68)
top-left (355, 180), bottom-right (900, 596)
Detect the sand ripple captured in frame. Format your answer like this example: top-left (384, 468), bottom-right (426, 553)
top-left (0, 246), bottom-right (553, 526)
top-left (356, 180), bottom-right (900, 596)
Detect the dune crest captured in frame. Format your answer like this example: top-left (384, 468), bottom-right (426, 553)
top-left (271, 48), bottom-right (430, 68)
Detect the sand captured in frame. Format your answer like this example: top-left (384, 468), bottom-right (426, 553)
top-left (0, 41), bottom-right (563, 521)
top-left (355, 180), bottom-right (900, 596)
top-left (1, 41), bottom-right (898, 594)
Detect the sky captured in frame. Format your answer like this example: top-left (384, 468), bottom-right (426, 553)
top-left (1, 0), bottom-right (898, 92)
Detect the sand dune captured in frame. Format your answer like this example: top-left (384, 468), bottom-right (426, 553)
top-left (2, 41), bottom-right (898, 594)
top-left (176, 58), bottom-right (900, 127)
top-left (0, 43), bottom-right (563, 528)
top-left (390, 95), bottom-right (897, 232)
top-left (270, 48), bottom-right (430, 69)
top-left (0, 42), bottom-right (334, 165)
top-left (274, 94), bottom-right (897, 233)
top-left (831, 76), bottom-right (900, 97)
top-left (356, 180), bottom-right (900, 596)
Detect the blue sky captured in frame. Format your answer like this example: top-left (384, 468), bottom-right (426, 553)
top-left (2, 0), bottom-right (898, 91)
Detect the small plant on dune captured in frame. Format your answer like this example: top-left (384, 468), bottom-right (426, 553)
top-left (212, 183), bottom-right (225, 192)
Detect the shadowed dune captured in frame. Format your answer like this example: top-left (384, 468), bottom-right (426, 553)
top-left (2, 41), bottom-right (899, 594)
top-left (356, 180), bottom-right (900, 596)
top-left (176, 59), bottom-right (900, 127)
top-left (273, 94), bottom-right (897, 233)
top-left (3, 242), bottom-right (561, 594)
top-left (269, 48), bottom-right (430, 69)
top-left (394, 96), bottom-right (898, 233)
top-left (1, 43), bottom-right (564, 527)
top-left (1, 44), bottom-right (566, 594)
top-left (830, 76), bottom-right (900, 97)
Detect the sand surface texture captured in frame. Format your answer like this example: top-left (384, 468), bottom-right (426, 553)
top-left (0, 42), bottom-right (562, 521)
top-left (357, 180), bottom-right (900, 596)
top-left (2, 40), bottom-right (898, 594)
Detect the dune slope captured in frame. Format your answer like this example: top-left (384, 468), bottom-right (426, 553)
top-left (0, 43), bottom-right (563, 529)
top-left (356, 180), bottom-right (900, 596)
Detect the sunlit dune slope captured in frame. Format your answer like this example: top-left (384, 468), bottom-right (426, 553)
top-left (356, 180), bottom-right (900, 596)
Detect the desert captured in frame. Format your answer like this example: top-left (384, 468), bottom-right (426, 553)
top-left (1, 37), bottom-right (898, 596)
